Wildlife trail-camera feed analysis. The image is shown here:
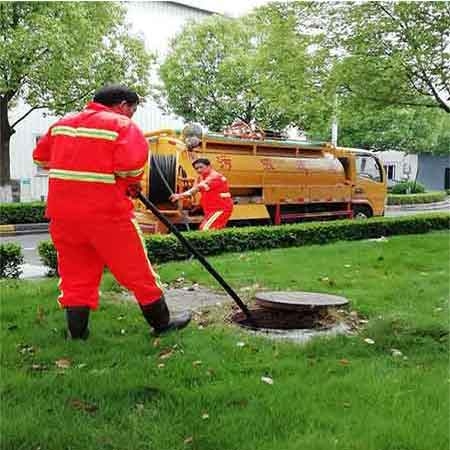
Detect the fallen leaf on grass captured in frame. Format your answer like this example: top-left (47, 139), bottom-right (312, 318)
top-left (30, 363), bottom-right (48, 372)
top-left (184, 436), bottom-right (193, 444)
top-left (339, 359), bottom-right (350, 366)
top-left (55, 359), bottom-right (71, 369)
top-left (391, 348), bottom-right (403, 357)
top-left (153, 338), bottom-right (161, 348)
top-left (364, 338), bottom-right (375, 345)
top-left (159, 349), bottom-right (174, 360)
top-left (192, 360), bottom-right (202, 367)
top-left (319, 276), bottom-right (336, 286)
top-left (206, 368), bottom-right (216, 377)
top-left (69, 399), bottom-right (98, 414)
top-left (76, 363), bottom-right (87, 369)
top-left (368, 236), bottom-right (388, 243)
top-left (239, 286), bottom-right (252, 292)
top-left (343, 402), bottom-right (351, 408)
top-left (18, 344), bottom-right (35, 355)
top-left (261, 376), bottom-right (274, 385)
top-left (236, 342), bottom-right (246, 347)
top-left (201, 412), bottom-right (209, 420)
top-left (135, 403), bottom-right (145, 414)
top-left (158, 363), bottom-right (165, 369)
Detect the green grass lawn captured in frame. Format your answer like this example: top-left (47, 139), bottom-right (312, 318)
top-left (1, 232), bottom-right (449, 450)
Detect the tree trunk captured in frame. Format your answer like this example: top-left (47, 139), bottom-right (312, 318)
top-left (0, 96), bottom-right (13, 201)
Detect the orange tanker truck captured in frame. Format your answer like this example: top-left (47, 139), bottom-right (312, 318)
top-left (134, 128), bottom-right (387, 234)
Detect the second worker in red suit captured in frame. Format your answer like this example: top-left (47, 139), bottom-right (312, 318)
top-left (33, 85), bottom-right (191, 339)
top-left (170, 158), bottom-right (234, 230)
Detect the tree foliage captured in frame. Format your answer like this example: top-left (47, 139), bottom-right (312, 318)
top-left (159, 1), bottom-right (449, 154)
top-left (309, 1), bottom-right (450, 153)
top-left (0, 2), bottom-right (153, 188)
top-left (158, 4), bottom-right (329, 131)
top-left (334, 1), bottom-right (450, 113)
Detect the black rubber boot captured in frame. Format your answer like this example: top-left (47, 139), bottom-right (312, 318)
top-left (140, 297), bottom-right (191, 335)
top-left (66, 307), bottom-right (90, 340)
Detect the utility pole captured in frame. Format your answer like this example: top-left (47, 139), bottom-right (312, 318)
top-left (331, 92), bottom-right (338, 146)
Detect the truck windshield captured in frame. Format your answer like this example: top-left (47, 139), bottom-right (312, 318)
top-left (356, 155), bottom-right (383, 182)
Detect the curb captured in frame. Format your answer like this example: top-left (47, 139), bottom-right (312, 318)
top-left (0, 223), bottom-right (49, 237)
top-left (386, 199), bottom-right (450, 211)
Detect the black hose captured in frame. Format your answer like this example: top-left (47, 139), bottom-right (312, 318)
top-left (150, 154), bottom-right (191, 231)
top-left (137, 192), bottom-right (256, 325)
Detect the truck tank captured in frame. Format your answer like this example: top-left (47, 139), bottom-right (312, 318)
top-left (135, 130), bottom-right (357, 232)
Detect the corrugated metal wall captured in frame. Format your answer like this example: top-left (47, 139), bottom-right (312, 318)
top-left (9, 1), bottom-right (212, 201)
top-left (417, 154), bottom-right (450, 191)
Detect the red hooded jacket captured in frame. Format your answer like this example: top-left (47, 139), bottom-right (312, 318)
top-left (33, 102), bottom-right (148, 221)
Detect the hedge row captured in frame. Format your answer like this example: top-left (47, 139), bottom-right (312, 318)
top-left (0, 243), bottom-right (23, 278)
top-left (387, 191), bottom-right (447, 205)
top-left (0, 202), bottom-right (46, 225)
top-left (38, 213), bottom-right (450, 273)
top-left (390, 181), bottom-right (425, 194)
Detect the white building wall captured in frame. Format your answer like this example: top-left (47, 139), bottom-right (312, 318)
top-left (9, 1), bottom-right (212, 201)
top-left (376, 150), bottom-right (418, 186)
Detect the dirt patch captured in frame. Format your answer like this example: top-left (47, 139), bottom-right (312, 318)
top-left (121, 285), bottom-right (230, 313)
top-left (164, 286), bottom-right (230, 313)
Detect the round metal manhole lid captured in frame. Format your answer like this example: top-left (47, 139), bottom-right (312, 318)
top-left (255, 291), bottom-right (349, 311)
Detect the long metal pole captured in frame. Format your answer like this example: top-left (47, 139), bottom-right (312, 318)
top-left (137, 192), bottom-right (256, 324)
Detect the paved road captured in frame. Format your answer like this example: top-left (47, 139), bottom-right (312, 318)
top-left (2, 203), bottom-right (448, 266)
top-left (1, 232), bottom-right (49, 265)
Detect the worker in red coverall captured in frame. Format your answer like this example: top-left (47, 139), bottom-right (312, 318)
top-left (32, 85), bottom-right (191, 339)
top-left (170, 158), bottom-right (233, 230)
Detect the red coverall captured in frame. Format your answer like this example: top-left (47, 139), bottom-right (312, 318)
top-left (33, 102), bottom-right (162, 310)
top-left (197, 170), bottom-right (233, 230)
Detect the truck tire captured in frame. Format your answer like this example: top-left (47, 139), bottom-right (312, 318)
top-left (352, 205), bottom-right (373, 219)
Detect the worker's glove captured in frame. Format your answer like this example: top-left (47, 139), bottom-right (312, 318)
top-left (126, 182), bottom-right (142, 198)
top-left (170, 193), bottom-right (183, 202)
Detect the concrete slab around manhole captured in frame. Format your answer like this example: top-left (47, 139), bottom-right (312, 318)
top-left (122, 287), bottom-right (230, 313)
top-left (255, 291), bottom-right (349, 311)
top-left (247, 322), bottom-right (353, 345)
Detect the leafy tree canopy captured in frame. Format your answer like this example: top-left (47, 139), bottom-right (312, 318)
top-left (159, 1), bottom-right (449, 154)
top-left (0, 1), bottom-right (153, 188)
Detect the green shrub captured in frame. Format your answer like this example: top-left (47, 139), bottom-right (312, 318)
top-left (0, 243), bottom-right (24, 278)
top-left (38, 213), bottom-right (450, 274)
top-left (37, 240), bottom-right (58, 276)
top-left (390, 181), bottom-right (425, 194)
top-left (387, 191), bottom-right (446, 205)
top-left (0, 202), bottom-right (46, 225)
top-left (446, 189), bottom-right (450, 196)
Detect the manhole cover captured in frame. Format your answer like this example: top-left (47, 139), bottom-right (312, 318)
top-left (255, 291), bottom-right (349, 312)
top-left (231, 291), bottom-right (351, 332)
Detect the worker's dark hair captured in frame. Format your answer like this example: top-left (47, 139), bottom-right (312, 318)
top-left (192, 158), bottom-right (211, 167)
top-left (93, 85), bottom-right (140, 106)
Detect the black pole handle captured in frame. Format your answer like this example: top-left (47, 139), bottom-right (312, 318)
top-left (137, 192), bottom-right (255, 324)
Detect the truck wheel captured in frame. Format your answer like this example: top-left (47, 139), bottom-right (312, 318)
top-left (352, 205), bottom-right (373, 219)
